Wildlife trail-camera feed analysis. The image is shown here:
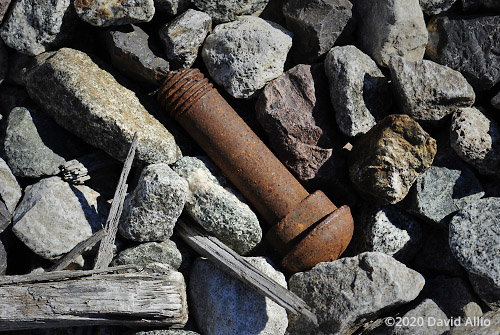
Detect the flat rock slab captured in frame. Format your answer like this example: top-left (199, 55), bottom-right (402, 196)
top-left (192, 0), bottom-right (269, 23)
top-left (24, 48), bottom-right (181, 165)
top-left (111, 240), bottom-right (182, 270)
top-left (287, 252), bottom-right (425, 335)
top-left (0, 157), bottom-right (22, 214)
top-left (74, 0), bottom-right (155, 26)
top-left (349, 114), bottom-right (437, 204)
top-left (427, 15), bottom-right (500, 91)
top-left (0, 0), bottom-right (77, 55)
top-left (450, 198), bottom-right (500, 309)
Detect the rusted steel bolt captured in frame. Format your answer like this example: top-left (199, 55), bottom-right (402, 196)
top-left (157, 68), bottom-right (354, 272)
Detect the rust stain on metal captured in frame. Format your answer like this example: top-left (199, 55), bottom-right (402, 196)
top-left (158, 68), bottom-right (354, 272)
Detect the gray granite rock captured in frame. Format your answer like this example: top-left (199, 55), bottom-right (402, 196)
top-left (419, 0), bottom-right (457, 14)
top-left (282, 0), bottom-right (352, 63)
top-left (255, 64), bottom-right (336, 181)
top-left (288, 252), bottom-right (425, 335)
top-left (190, 257), bottom-right (287, 335)
top-left (12, 177), bottom-right (108, 263)
top-left (426, 15), bottom-right (500, 91)
top-left (404, 151), bottom-right (484, 226)
top-left (111, 240), bottom-right (182, 270)
top-left (449, 310), bottom-right (500, 335)
top-left (0, 0), bottom-right (10, 24)
top-left (172, 156), bottom-right (262, 255)
top-left (0, 157), bottom-right (22, 214)
top-left (0, 239), bottom-right (6, 275)
top-left (357, 205), bottom-right (423, 263)
top-left (424, 276), bottom-right (483, 319)
top-left (450, 107), bottom-right (500, 176)
top-left (119, 164), bottom-right (187, 242)
top-left (389, 56), bottom-right (475, 124)
top-left (450, 198), bottom-right (500, 309)
top-left (325, 45), bottom-right (391, 137)
top-left (154, 0), bottom-right (190, 16)
top-left (2, 107), bottom-right (78, 178)
top-left (0, 0), bottom-right (77, 56)
top-left (462, 0), bottom-right (500, 12)
top-left (25, 48), bottom-right (181, 165)
top-left (201, 16), bottom-right (292, 99)
top-left (192, 0), bottom-right (269, 23)
top-left (74, 0), bottom-right (155, 27)
top-left (0, 39), bottom-right (6, 85)
top-left (356, 0), bottom-right (428, 67)
top-left (349, 114), bottom-right (437, 204)
top-left (105, 25), bottom-right (169, 86)
top-left (159, 9), bottom-right (212, 69)
top-left (492, 91), bottom-right (500, 110)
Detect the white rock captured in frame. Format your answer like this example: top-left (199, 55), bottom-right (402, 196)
top-left (0, 157), bottom-right (22, 213)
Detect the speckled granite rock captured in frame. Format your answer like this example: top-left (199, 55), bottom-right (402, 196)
top-left (159, 9), bottom-right (211, 69)
top-left (449, 310), bottom-right (500, 335)
top-left (0, 239), bottom-right (6, 275)
top-left (190, 257), bottom-right (287, 335)
top-left (356, 0), bottom-right (428, 67)
top-left (172, 156), bottom-right (262, 255)
top-left (119, 164), bottom-right (187, 242)
top-left (287, 252), bottom-right (425, 335)
top-left (389, 56), bottom-right (475, 124)
top-left (450, 108), bottom-right (500, 176)
top-left (0, 0), bottom-right (10, 24)
top-left (419, 0), bottom-right (457, 14)
top-left (105, 25), bottom-right (169, 86)
top-left (74, 0), bottom-right (155, 26)
top-left (325, 45), bottom-right (391, 137)
top-left (192, 0), bottom-right (269, 23)
top-left (111, 240), bottom-right (182, 270)
top-left (201, 16), bottom-right (292, 99)
top-left (24, 48), bottom-right (181, 165)
top-left (0, 157), bottom-right (22, 214)
top-left (349, 114), bottom-right (437, 204)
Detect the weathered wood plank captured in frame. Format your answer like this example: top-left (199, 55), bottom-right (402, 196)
top-left (0, 265), bottom-right (187, 331)
top-left (175, 218), bottom-right (318, 325)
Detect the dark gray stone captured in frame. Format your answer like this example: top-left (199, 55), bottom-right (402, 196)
top-left (0, 239), bottom-right (6, 275)
top-left (450, 198), bottom-right (500, 309)
top-left (24, 48), bottom-right (181, 165)
top-left (462, 0), bottom-right (500, 12)
top-left (159, 9), bottom-right (211, 69)
top-left (119, 164), bottom-right (188, 242)
top-left (325, 45), bottom-right (390, 137)
top-left (0, 157), bottom-right (22, 213)
top-left (74, 0), bottom-right (155, 27)
top-left (420, 0), bottom-right (457, 15)
top-left (105, 25), bottom-right (169, 86)
top-left (154, 0), bottom-right (190, 16)
top-left (192, 0), bottom-right (269, 23)
top-left (2, 107), bottom-right (78, 178)
top-left (389, 56), bottom-right (475, 124)
top-left (282, 0), bottom-right (352, 63)
top-left (349, 114), bottom-right (437, 205)
top-left (287, 252), bottom-right (425, 335)
top-left (491, 91), bottom-right (500, 110)
top-left (0, 0), bottom-right (77, 55)
top-left (450, 107), bottom-right (500, 176)
top-left (426, 15), bottom-right (500, 91)
top-left (190, 257), bottom-right (288, 335)
top-left (111, 240), bottom-right (182, 270)
top-left (0, 40), bottom-right (6, 85)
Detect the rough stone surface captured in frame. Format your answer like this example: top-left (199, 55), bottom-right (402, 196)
top-left (0, 39), bottom-right (6, 85)
top-left (192, 0), bottom-right (269, 23)
top-left (0, 239), bottom-right (6, 275)
top-left (325, 45), bottom-right (391, 137)
top-left (450, 107), bottom-right (500, 176)
top-left (282, 0), bottom-right (352, 63)
top-left (119, 164), bottom-right (187, 242)
top-left (462, 0), bottom-right (500, 12)
top-left (133, 331), bottom-right (200, 335)
top-left (449, 310), bottom-right (500, 335)
top-left (349, 114), bottom-right (437, 205)
top-left (0, 0), bottom-right (10, 23)
top-left (105, 25), bottom-right (169, 86)
top-left (389, 56), bottom-right (475, 124)
top-left (424, 276), bottom-right (483, 319)
top-left (287, 252), bottom-right (425, 335)
top-left (0, 157), bottom-right (22, 214)
top-left (190, 257), bottom-right (288, 335)
top-left (25, 48), bottom-right (181, 165)
top-left (357, 205), bottom-right (423, 263)
top-left (12, 177), bottom-right (108, 262)
top-left (111, 240), bottom-right (182, 270)
top-left (255, 64), bottom-right (336, 181)
top-left (154, 0), bottom-right (190, 16)
top-left (450, 198), bottom-right (500, 309)
top-left (356, 0), bottom-right (428, 67)
top-left (0, 0), bottom-right (77, 56)
top-left (492, 91), bottom-right (500, 110)
top-left (172, 156), bottom-right (262, 255)
top-left (74, 0), bottom-right (155, 27)
top-left (426, 15), bottom-right (500, 91)
top-left (201, 16), bottom-right (292, 99)
top-left (404, 151), bottom-right (484, 226)
top-left (419, 0), bottom-right (457, 14)
top-left (159, 9), bottom-right (212, 69)
top-left (2, 107), bottom-right (78, 178)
